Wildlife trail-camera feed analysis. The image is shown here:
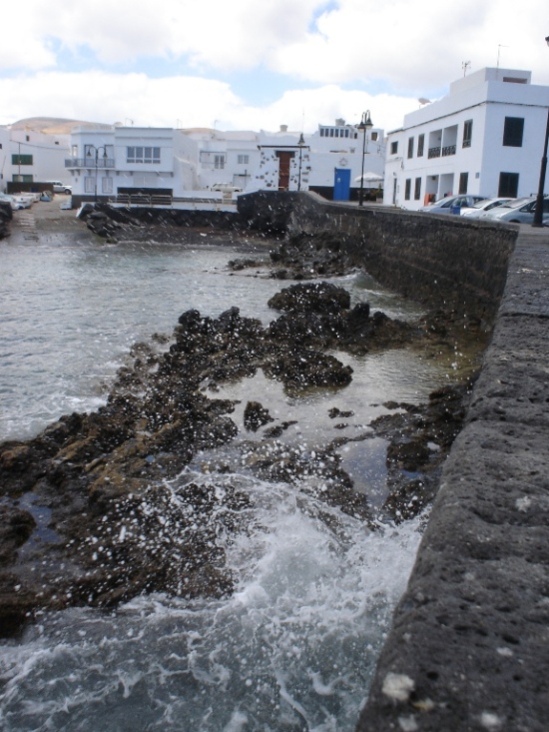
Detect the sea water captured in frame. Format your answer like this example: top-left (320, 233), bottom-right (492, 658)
top-left (0, 222), bottom-right (448, 730)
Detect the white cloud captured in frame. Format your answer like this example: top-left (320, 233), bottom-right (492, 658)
top-left (0, 72), bottom-right (417, 133)
top-left (0, 0), bottom-right (547, 134)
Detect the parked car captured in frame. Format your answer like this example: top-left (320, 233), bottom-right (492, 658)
top-left (0, 193), bottom-right (24, 210)
top-left (419, 194), bottom-right (488, 214)
top-left (484, 195), bottom-right (549, 224)
top-left (460, 197), bottom-right (514, 218)
top-left (10, 193), bottom-right (33, 209)
top-left (48, 181), bottom-right (73, 194)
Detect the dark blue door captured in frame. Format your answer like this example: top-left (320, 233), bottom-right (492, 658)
top-left (333, 168), bottom-right (351, 201)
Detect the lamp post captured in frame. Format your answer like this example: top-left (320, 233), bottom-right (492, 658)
top-left (86, 145), bottom-right (108, 203)
top-left (297, 133), bottom-right (305, 191)
top-left (533, 35), bottom-right (549, 227)
top-left (357, 110), bottom-right (373, 206)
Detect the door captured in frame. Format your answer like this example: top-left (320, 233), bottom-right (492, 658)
top-left (276, 151), bottom-right (294, 191)
top-left (333, 168), bottom-right (351, 201)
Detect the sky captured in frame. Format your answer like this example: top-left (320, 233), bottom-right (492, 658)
top-left (1, 0), bottom-right (548, 134)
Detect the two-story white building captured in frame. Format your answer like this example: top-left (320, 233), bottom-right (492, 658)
top-left (0, 124), bottom-right (70, 192)
top-left (384, 67), bottom-right (549, 210)
top-left (250, 119), bottom-right (385, 200)
top-left (66, 119), bottom-right (386, 205)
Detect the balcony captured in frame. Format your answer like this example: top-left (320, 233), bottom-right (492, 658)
top-left (427, 145), bottom-right (456, 159)
top-left (65, 157), bottom-right (115, 169)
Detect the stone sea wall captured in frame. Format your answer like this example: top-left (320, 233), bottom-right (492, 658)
top-left (238, 190), bottom-right (518, 328)
top-left (239, 192), bottom-right (549, 730)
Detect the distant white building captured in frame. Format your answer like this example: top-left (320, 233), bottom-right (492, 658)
top-left (0, 126), bottom-right (69, 192)
top-left (250, 119), bottom-right (385, 200)
top-left (65, 117), bottom-right (386, 206)
top-left (384, 67), bottom-right (549, 210)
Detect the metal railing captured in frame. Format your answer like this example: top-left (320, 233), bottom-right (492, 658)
top-left (65, 158), bottom-right (115, 169)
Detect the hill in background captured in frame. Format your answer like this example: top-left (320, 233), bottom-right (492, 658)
top-left (8, 117), bottom-right (113, 135)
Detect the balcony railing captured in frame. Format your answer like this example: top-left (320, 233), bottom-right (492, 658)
top-left (441, 145), bottom-right (456, 156)
top-left (65, 157), bottom-right (115, 169)
top-left (427, 145), bottom-right (456, 159)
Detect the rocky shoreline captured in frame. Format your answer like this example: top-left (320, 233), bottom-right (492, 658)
top-left (0, 214), bottom-right (484, 637)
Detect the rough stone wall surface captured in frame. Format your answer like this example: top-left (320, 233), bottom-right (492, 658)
top-left (240, 191), bottom-right (518, 327)
top-left (356, 231), bottom-right (549, 731)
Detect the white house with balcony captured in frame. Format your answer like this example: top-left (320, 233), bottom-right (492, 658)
top-left (384, 67), bottom-right (549, 210)
top-left (66, 117), bottom-right (387, 206)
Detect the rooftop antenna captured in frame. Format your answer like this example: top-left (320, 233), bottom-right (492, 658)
top-left (462, 60), bottom-right (471, 76)
top-left (497, 44), bottom-right (508, 71)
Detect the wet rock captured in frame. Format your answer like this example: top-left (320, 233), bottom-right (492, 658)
top-left (263, 348), bottom-right (353, 390)
top-left (0, 506), bottom-right (36, 565)
top-left (243, 401), bottom-right (274, 431)
top-left (0, 274), bottom-right (477, 636)
top-left (268, 281), bottom-right (351, 313)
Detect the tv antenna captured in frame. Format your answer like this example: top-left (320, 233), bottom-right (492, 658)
top-left (462, 60), bottom-right (471, 76)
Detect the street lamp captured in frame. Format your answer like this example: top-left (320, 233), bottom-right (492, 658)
top-left (86, 145), bottom-right (108, 203)
top-left (532, 35), bottom-right (549, 227)
top-left (297, 133), bottom-right (306, 191)
top-left (357, 110), bottom-right (373, 206)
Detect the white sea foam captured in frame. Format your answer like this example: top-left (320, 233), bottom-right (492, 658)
top-left (0, 471), bottom-right (426, 731)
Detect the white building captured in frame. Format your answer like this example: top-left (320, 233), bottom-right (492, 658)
top-left (384, 67), bottom-right (549, 210)
top-left (250, 119), bottom-right (385, 200)
top-left (65, 117), bottom-right (386, 205)
top-left (0, 126), bottom-right (70, 192)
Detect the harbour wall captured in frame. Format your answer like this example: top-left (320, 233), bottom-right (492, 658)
top-left (239, 191), bottom-right (549, 730)
top-left (238, 191), bottom-right (516, 328)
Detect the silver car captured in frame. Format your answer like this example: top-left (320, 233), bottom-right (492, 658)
top-left (486, 196), bottom-right (549, 224)
top-left (460, 197), bottom-right (514, 218)
top-left (420, 194), bottom-right (488, 214)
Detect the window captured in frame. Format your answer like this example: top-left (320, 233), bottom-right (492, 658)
top-left (371, 131), bottom-right (378, 142)
top-left (214, 154), bottom-right (225, 170)
top-left (404, 178), bottom-right (411, 200)
top-left (463, 120), bottom-right (473, 148)
top-left (102, 176), bottom-right (114, 194)
top-left (12, 154), bottom-right (33, 166)
top-left (84, 176), bottom-right (96, 194)
top-left (390, 141), bottom-right (398, 155)
top-left (498, 172), bottom-right (519, 197)
top-left (503, 117), bottom-right (524, 147)
top-left (458, 172), bottom-right (468, 194)
top-left (414, 177), bottom-right (421, 200)
top-left (126, 146), bottom-right (161, 163)
top-left (237, 154), bottom-right (249, 165)
top-left (417, 134), bottom-right (424, 157)
top-left (407, 137), bottom-right (414, 159)
top-left (12, 174), bottom-right (33, 183)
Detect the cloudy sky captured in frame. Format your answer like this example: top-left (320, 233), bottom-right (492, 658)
top-left (1, 0), bottom-right (548, 134)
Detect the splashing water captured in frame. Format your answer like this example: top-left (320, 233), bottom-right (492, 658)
top-left (0, 470), bottom-right (425, 731)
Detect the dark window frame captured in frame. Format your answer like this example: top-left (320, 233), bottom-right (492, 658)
top-left (458, 172), bottom-right (468, 194)
top-left (417, 134), bottom-right (425, 157)
top-left (498, 171), bottom-right (519, 197)
top-left (503, 117), bottom-right (524, 147)
top-left (462, 120), bottom-right (473, 148)
top-left (404, 178), bottom-right (411, 200)
top-left (407, 137), bottom-right (414, 159)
